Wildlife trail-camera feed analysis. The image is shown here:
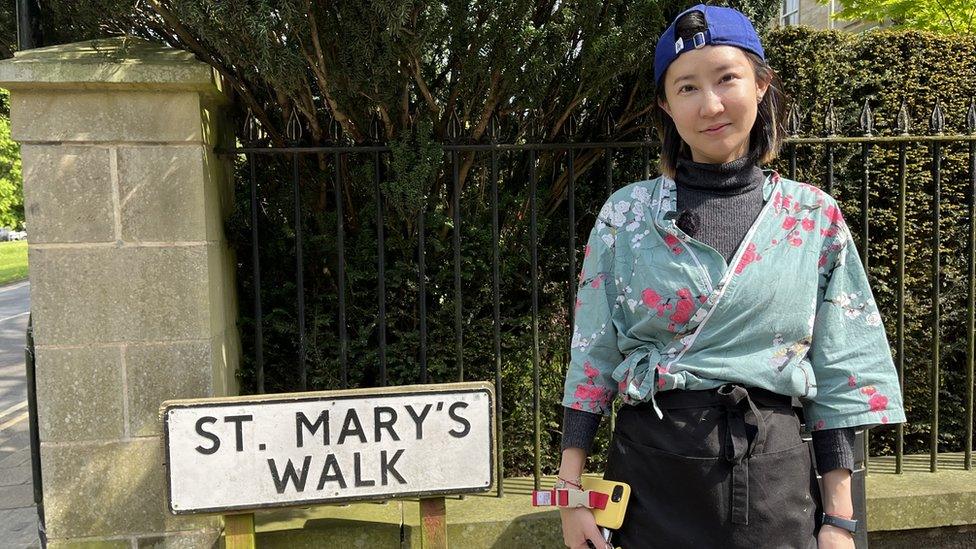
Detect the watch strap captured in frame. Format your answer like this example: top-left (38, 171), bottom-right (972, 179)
top-left (821, 512), bottom-right (858, 533)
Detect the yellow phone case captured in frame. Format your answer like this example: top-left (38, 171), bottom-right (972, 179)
top-left (581, 477), bottom-right (630, 530)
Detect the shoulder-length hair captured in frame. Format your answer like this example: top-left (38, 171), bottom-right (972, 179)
top-left (653, 10), bottom-right (788, 178)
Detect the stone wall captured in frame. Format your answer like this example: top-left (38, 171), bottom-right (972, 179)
top-left (0, 38), bottom-right (240, 547)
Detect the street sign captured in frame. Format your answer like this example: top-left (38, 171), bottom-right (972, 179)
top-left (163, 382), bottom-right (494, 514)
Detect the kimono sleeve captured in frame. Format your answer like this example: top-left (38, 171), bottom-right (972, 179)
top-left (561, 206), bottom-right (625, 417)
top-left (803, 201), bottom-right (906, 431)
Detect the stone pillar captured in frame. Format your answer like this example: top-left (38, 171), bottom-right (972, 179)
top-left (0, 38), bottom-right (240, 547)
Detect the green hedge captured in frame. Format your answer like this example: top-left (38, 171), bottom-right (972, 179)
top-left (228, 27), bottom-right (976, 477)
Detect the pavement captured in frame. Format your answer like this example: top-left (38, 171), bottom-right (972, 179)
top-left (0, 280), bottom-right (41, 548)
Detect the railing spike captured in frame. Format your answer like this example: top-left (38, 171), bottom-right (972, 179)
top-left (786, 102), bottom-right (801, 137)
top-left (602, 110), bottom-right (615, 138)
top-left (564, 107), bottom-right (578, 141)
top-left (286, 108), bottom-right (303, 145)
top-left (823, 98), bottom-right (837, 137)
top-left (244, 109), bottom-right (262, 145)
top-left (966, 96), bottom-right (975, 134)
top-left (447, 107), bottom-right (462, 141)
top-left (488, 111), bottom-right (501, 142)
top-left (929, 97), bottom-right (945, 135)
top-left (369, 110), bottom-right (384, 142)
top-left (859, 98), bottom-right (874, 136)
top-left (895, 97), bottom-right (911, 136)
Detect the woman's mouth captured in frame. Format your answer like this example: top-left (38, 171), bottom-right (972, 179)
top-left (702, 123), bottom-right (730, 134)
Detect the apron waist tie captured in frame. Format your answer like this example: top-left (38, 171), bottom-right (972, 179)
top-left (716, 384), bottom-right (768, 526)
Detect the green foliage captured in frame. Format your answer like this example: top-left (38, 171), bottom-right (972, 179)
top-left (815, 0), bottom-right (976, 34)
top-left (0, 240), bottom-right (28, 284)
top-left (0, 91), bottom-right (22, 230)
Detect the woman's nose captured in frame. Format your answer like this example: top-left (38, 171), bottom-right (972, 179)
top-left (700, 90), bottom-right (724, 117)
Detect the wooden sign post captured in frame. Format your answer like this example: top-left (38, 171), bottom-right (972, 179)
top-left (162, 382), bottom-right (494, 547)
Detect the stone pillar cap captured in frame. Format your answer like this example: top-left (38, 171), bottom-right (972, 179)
top-left (0, 36), bottom-right (224, 97)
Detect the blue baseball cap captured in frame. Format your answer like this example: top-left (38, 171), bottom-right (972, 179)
top-left (654, 4), bottom-right (765, 87)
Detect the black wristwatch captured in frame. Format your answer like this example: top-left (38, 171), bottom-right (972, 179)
top-left (820, 512), bottom-right (858, 534)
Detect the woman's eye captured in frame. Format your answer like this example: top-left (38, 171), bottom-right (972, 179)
top-left (679, 85), bottom-right (695, 93)
top-left (721, 73), bottom-right (736, 83)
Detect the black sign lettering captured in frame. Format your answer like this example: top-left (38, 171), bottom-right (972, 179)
top-left (404, 403), bottom-right (432, 440)
top-left (267, 456), bottom-right (312, 494)
top-left (224, 415), bottom-right (253, 451)
top-left (296, 410), bottom-right (329, 447)
top-left (380, 449), bottom-right (406, 486)
top-left (448, 402), bottom-right (470, 438)
top-left (353, 452), bottom-right (376, 487)
top-left (194, 416), bottom-right (220, 455)
top-left (317, 453), bottom-right (347, 490)
top-left (337, 409), bottom-right (367, 444)
top-left (373, 406), bottom-right (400, 442)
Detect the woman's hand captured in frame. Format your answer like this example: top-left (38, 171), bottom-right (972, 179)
top-left (817, 524), bottom-right (855, 548)
top-left (559, 506), bottom-right (611, 549)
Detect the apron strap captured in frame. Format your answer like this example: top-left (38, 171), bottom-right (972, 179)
top-left (716, 384), bottom-right (769, 526)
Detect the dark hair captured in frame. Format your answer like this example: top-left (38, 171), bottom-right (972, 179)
top-left (653, 10), bottom-right (788, 178)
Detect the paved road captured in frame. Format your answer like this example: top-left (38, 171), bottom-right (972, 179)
top-left (0, 280), bottom-right (40, 548)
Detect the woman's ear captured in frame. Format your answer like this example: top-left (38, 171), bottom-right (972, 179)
top-left (658, 98), bottom-right (672, 118)
top-left (756, 76), bottom-right (771, 101)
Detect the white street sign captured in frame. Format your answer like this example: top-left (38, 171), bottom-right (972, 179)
top-left (163, 382), bottom-right (494, 514)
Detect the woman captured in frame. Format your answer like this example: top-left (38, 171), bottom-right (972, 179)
top-left (557, 5), bottom-right (905, 549)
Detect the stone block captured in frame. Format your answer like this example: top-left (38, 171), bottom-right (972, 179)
top-left (29, 246), bottom-right (211, 345)
top-left (137, 530), bottom-right (220, 548)
top-left (20, 145), bottom-right (115, 244)
top-left (34, 345), bottom-right (124, 442)
top-left (117, 146), bottom-right (208, 242)
top-left (41, 438), bottom-right (218, 539)
top-left (11, 91), bottom-right (206, 144)
top-left (47, 539), bottom-right (131, 549)
top-left (126, 340), bottom-right (213, 437)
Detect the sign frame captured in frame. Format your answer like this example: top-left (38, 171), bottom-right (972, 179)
top-left (161, 381), bottom-right (496, 515)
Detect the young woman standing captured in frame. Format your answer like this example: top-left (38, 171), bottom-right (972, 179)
top-left (557, 5), bottom-right (905, 548)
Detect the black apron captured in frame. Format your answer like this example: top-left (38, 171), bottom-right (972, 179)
top-left (604, 384), bottom-right (823, 548)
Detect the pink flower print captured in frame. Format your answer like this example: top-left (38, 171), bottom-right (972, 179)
top-left (783, 216), bottom-right (798, 230)
top-left (789, 236), bottom-right (803, 247)
top-left (571, 401), bottom-right (583, 410)
top-left (578, 268), bottom-right (585, 284)
top-left (815, 419), bottom-right (826, 430)
top-left (590, 275), bottom-right (602, 289)
top-left (848, 375), bottom-right (857, 388)
top-left (881, 415), bottom-right (889, 424)
top-left (860, 386), bottom-right (877, 396)
top-left (583, 361), bottom-right (599, 379)
top-left (618, 372), bottom-right (629, 393)
top-left (793, 202), bottom-right (801, 213)
top-left (656, 307), bottom-right (665, 317)
top-left (818, 253), bottom-right (828, 269)
top-left (584, 244), bottom-right (591, 258)
top-left (734, 243), bottom-right (761, 275)
top-left (575, 298), bottom-right (583, 312)
top-left (665, 303), bottom-right (672, 310)
top-left (656, 365), bottom-right (668, 375)
top-left (670, 290), bottom-right (695, 325)
top-left (801, 218), bottom-right (815, 232)
top-left (869, 393), bottom-right (888, 412)
top-left (821, 226), bottom-right (839, 238)
top-left (825, 204), bottom-right (844, 225)
top-left (773, 192), bottom-right (782, 210)
top-left (664, 233), bottom-right (684, 255)
top-left (657, 375), bottom-right (667, 389)
top-left (699, 295), bottom-right (707, 304)
top-left (641, 288), bottom-right (661, 308)
top-left (782, 195), bottom-right (792, 209)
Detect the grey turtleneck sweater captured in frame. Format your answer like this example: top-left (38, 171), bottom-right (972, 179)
top-left (561, 151), bottom-right (856, 475)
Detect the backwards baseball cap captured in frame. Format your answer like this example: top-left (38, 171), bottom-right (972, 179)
top-left (654, 4), bottom-right (765, 87)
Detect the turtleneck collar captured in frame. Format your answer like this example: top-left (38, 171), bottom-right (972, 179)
top-left (674, 148), bottom-right (764, 195)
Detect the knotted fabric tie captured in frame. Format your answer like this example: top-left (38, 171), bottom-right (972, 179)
top-left (612, 344), bottom-right (665, 418)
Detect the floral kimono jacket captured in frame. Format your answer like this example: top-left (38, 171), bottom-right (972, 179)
top-left (563, 169), bottom-right (906, 431)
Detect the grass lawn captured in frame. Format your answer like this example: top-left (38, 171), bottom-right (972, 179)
top-left (0, 240), bottom-right (28, 285)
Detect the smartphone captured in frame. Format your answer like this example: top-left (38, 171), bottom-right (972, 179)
top-left (581, 477), bottom-right (630, 530)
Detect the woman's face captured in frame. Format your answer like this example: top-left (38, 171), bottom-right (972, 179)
top-left (658, 45), bottom-right (770, 164)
